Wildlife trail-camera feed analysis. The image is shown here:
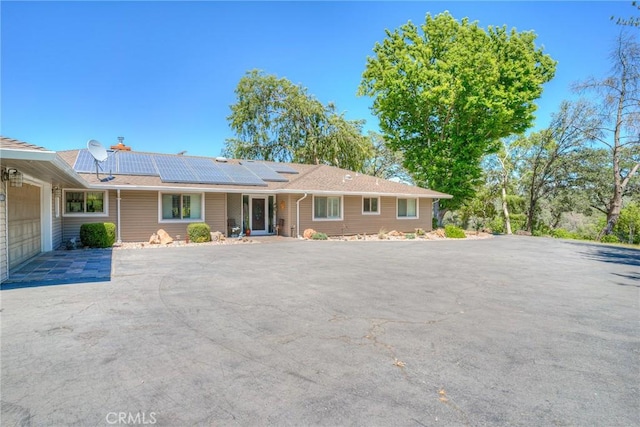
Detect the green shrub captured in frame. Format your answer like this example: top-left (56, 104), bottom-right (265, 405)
top-left (551, 228), bottom-right (582, 240)
top-left (487, 217), bottom-right (505, 234)
top-left (432, 217), bottom-right (439, 229)
top-left (600, 234), bottom-right (620, 244)
top-left (406, 233), bottom-right (415, 239)
top-left (311, 232), bottom-right (328, 240)
top-left (551, 228), bottom-right (572, 239)
top-left (187, 222), bottom-right (211, 243)
top-left (80, 222), bottom-right (116, 248)
top-left (444, 224), bottom-right (466, 239)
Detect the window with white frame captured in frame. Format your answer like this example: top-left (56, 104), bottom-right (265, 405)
top-left (64, 190), bottom-right (107, 215)
top-left (314, 196), bottom-right (342, 220)
top-left (397, 198), bottom-right (418, 218)
top-left (362, 197), bottom-right (379, 214)
top-left (160, 193), bottom-right (203, 221)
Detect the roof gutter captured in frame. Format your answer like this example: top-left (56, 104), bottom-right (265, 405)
top-left (296, 193), bottom-right (308, 238)
top-left (0, 148), bottom-right (57, 161)
top-left (81, 183), bottom-right (453, 199)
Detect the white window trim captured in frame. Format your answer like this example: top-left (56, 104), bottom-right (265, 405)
top-left (396, 197), bottom-right (419, 219)
top-left (158, 192), bottom-right (205, 223)
top-left (312, 194), bottom-right (343, 221)
top-left (362, 196), bottom-right (380, 215)
top-left (62, 189), bottom-right (109, 217)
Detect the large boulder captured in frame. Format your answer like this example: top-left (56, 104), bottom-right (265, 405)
top-left (303, 228), bottom-right (317, 239)
top-left (157, 229), bottom-right (173, 244)
top-left (210, 231), bottom-right (225, 242)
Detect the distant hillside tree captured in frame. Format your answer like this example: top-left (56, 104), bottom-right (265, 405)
top-left (518, 100), bottom-right (601, 232)
top-left (362, 131), bottom-right (412, 183)
top-left (359, 12), bottom-right (556, 223)
top-left (224, 70), bottom-right (372, 172)
top-left (573, 32), bottom-right (640, 238)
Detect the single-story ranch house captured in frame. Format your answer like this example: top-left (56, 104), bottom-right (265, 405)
top-left (0, 136), bottom-right (451, 282)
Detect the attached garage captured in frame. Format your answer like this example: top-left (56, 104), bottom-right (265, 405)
top-left (1, 137), bottom-right (87, 282)
top-left (7, 182), bottom-right (41, 269)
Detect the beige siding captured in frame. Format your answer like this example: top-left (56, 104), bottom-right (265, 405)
top-left (298, 195), bottom-right (433, 237)
top-left (62, 190), bottom-right (118, 243)
top-left (275, 195), bottom-right (291, 236)
top-left (204, 193), bottom-right (226, 235)
top-left (8, 183), bottom-right (41, 269)
top-left (106, 190), bottom-right (226, 242)
top-left (52, 192), bottom-right (63, 249)
top-left (0, 182), bottom-right (7, 281)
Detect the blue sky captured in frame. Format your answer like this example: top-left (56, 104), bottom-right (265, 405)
top-left (1, 1), bottom-right (634, 157)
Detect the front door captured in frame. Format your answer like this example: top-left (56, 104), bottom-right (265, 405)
top-left (251, 198), bottom-right (266, 233)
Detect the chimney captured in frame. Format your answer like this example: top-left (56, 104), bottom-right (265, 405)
top-left (111, 136), bottom-right (131, 151)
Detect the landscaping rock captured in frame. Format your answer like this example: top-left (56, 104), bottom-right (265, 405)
top-left (157, 229), bottom-right (173, 244)
top-left (303, 228), bottom-right (317, 239)
top-left (211, 231), bottom-right (225, 242)
top-left (149, 233), bottom-right (160, 245)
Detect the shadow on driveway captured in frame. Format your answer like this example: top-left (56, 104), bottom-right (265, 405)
top-left (1, 249), bottom-right (112, 290)
top-left (568, 241), bottom-right (640, 267)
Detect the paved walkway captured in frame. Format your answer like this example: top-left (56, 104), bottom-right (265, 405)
top-left (1, 236), bottom-right (298, 289)
top-left (1, 249), bottom-right (113, 289)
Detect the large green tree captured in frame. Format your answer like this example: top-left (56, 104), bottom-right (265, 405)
top-left (225, 70), bottom-right (372, 171)
top-left (359, 12), bottom-right (556, 222)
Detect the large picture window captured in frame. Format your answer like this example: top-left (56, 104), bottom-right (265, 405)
top-left (160, 193), bottom-right (203, 221)
top-left (314, 196), bottom-right (342, 220)
top-left (397, 198), bottom-right (418, 218)
top-left (64, 190), bottom-right (107, 215)
top-left (363, 197), bottom-right (379, 214)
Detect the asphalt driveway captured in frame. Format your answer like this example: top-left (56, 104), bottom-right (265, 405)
top-left (1, 237), bottom-right (638, 426)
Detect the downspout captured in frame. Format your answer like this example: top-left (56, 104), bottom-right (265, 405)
top-left (3, 180), bottom-right (8, 281)
top-left (116, 189), bottom-right (122, 244)
top-left (296, 193), bottom-right (308, 238)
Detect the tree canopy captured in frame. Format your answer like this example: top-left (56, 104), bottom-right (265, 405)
top-left (224, 70), bottom-right (372, 172)
top-left (359, 12), bottom-right (556, 218)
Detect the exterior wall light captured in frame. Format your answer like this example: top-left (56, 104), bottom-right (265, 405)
top-left (1, 168), bottom-right (23, 187)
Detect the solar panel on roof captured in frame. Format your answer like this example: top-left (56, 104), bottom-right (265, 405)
top-left (100, 152), bottom-right (117, 174)
top-left (73, 150), bottom-right (97, 173)
top-left (216, 163), bottom-right (267, 186)
top-left (154, 156), bottom-right (198, 182)
top-left (73, 149), bottom-right (117, 174)
top-left (241, 161), bottom-right (289, 182)
top-left (182, 157), bottom-right (235, 185)
top-left (264, 162), bottom-right (298, 174)
top-left (118, 152), bottom-right (158, 175)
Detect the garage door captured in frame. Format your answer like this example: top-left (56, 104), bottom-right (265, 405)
top-left (8, 183), bottom-right (41, 269)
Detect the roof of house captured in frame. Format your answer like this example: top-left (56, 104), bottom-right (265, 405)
top-left (0, 137), bottom-right (87, 187)
top-left (58, 148), bottom-right (452, 199)
top-left (0, 136), bottom-right (51, 152)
